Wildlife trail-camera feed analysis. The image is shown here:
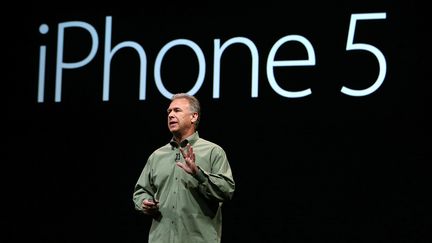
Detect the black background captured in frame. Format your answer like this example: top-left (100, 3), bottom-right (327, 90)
top-left (5, 1), bottom-right (430, 242)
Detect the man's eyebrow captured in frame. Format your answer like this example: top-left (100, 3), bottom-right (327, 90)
top-left (167, 107), bottom-right (182, 112)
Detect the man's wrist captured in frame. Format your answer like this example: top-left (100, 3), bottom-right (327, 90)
top-left (194, 166), bottom-right (207, 183)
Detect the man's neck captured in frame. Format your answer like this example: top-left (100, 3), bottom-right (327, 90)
top-left (173, 130), bottom-right (195, 144)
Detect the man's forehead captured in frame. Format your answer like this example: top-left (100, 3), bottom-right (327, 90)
top-left (168, 98), bottom-right (189, 109)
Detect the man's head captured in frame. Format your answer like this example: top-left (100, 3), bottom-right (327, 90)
top-left (167, 93), bottom-right (201, 138)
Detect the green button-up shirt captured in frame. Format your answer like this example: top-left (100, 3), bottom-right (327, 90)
top-left (133, 132), bottom-right (235, 243)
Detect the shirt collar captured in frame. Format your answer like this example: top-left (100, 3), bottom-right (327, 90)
top-left (170, 131), bottom-right (200, 149)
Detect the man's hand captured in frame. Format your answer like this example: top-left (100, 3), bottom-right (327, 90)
top-left (142, 198), bottom-right (159, 215)
top-left (177, 143), bottom-right (199, 175)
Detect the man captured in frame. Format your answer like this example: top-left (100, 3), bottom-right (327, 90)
top-left (133, 93), bottom-right (235, 243)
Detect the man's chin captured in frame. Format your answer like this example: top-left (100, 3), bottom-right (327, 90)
top-left (169, 128), bottom-right (179, 134)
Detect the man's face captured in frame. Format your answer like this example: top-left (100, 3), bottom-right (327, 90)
top-left (167, 98), bottom-right (195, 135)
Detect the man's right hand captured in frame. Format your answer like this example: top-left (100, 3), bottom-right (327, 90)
top-left (142, 198), bottom-right (159, 215)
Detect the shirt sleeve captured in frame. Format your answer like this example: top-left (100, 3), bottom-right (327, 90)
top-left (194, 146), bottom-right (235, 202)
top-left (132, 156), bottom-right (155, 212)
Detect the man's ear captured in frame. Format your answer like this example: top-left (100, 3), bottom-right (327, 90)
top-left (191, 112), bottom-right (198, 122)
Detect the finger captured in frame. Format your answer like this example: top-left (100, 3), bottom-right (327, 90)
top-left (176, 161), bottom-right (186, 170)
top-left (144, 199), bottom-right (157, 206)
top-left (188, 144), bottom-right (193, 155)
top-left (186, 145), bottom-right (195, 163)
top-left (184, 157), bottom-right (191, 166)
top-left (179, 147), bottom-right (187, 159)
